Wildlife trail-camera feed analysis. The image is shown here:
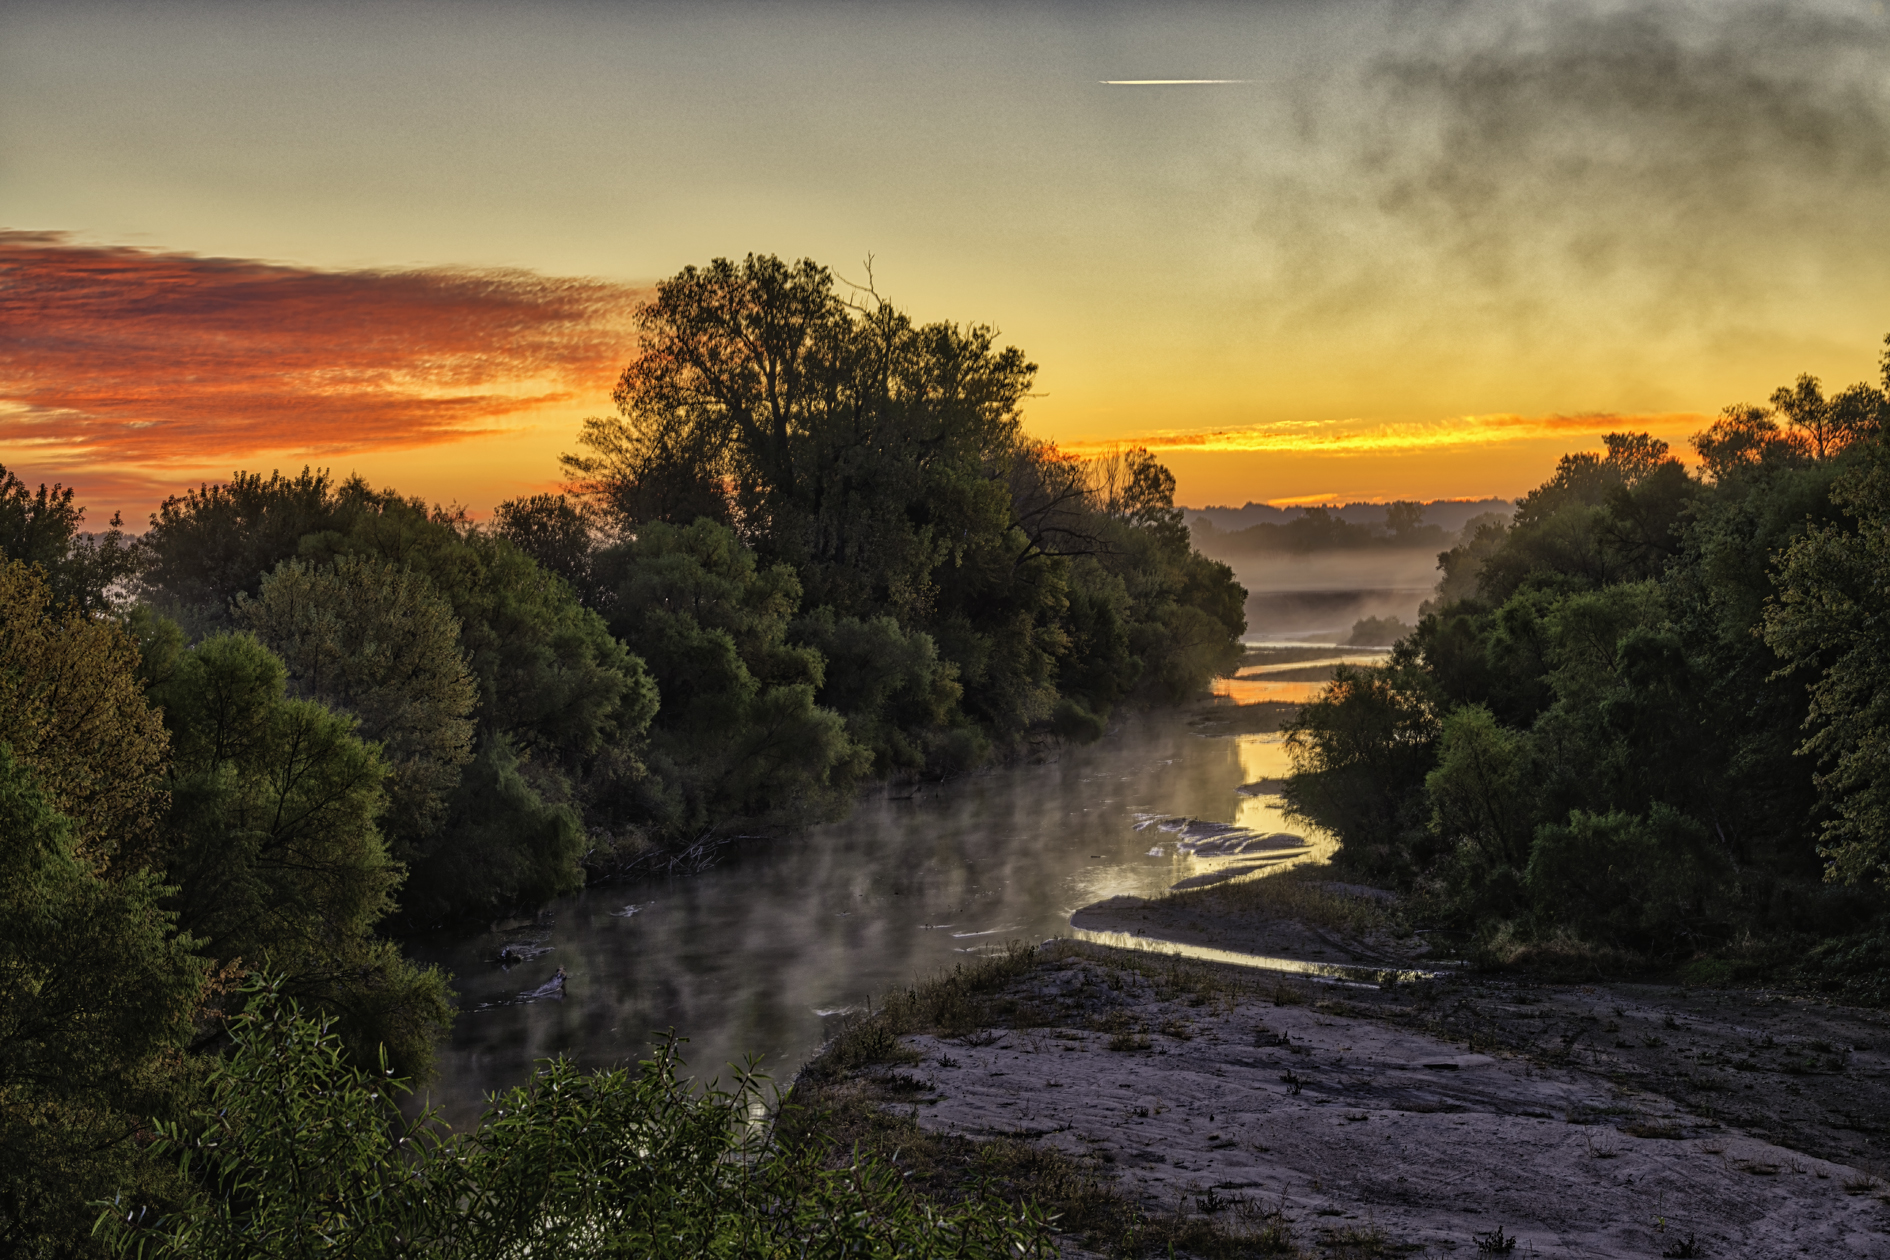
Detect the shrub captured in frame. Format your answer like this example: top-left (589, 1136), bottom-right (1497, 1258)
top-left (99, 978), bottom-right (1054, 1259)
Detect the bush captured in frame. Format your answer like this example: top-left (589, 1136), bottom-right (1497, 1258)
top-left (99, 979), bottom-right (1055, 1259)
top-left (1282, 651), bottom-right (1439, 879)
top-left (1525, 804), bottom-right (1729, 954)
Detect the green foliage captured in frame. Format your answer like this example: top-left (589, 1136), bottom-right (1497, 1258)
top-left (598, 519), bottom-right (868, 841)
top-left (135, 471), bottom-right (659, 918)
top-left (417, 736), bottom-right (586, 924)
top-left (491, 493), bottom-right (598, 602)
top-left (136, 468), bottom-right (345, 632)
top-left (1766, 428), bottom-right (1890, 885)
top-left (1284, 349), bottom-right (1890, 963)
top-left (0, 747), bottom-right (205, 1260)
top-left (138, 471), bottom-right (658, 779)
top-left (1524, 805), bottom-right (1727, 952)
top-left (0, 561), bottom-right (172, 870)
top-left (789, 606), bottom-right (967, 772)
top-left (1427, 512), bottom-right (1510, 611)
top-left (237, 556), bottom-right (478, 852)
top-left (1463, 434), bottom-right (1700, 605)
top-left (0, 464), bottom-right (137, 614)
top-left (1424, 704), bottom-right (1537, 919)
top-left (100, 980), bottom-right (1055, 1259)
top-left (1281, 649), bottom-right (1439, 880)
top-left (1088, 448), bottom-right (1245, 704)
top-left (119, 259), bottom-right (1242, 892)
top-left (151, 632), bottom-right (451, 1076)
top-left (566, 256), bottom-right (1243, 759)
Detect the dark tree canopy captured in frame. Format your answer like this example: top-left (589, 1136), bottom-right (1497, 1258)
top-left (0, 464), bottom-right (137, 614)
top-left (564, 255), bottom-right (1245, 764)
top-left (0, 747), bottom-right (205, 1259)
top-left (1282, 337), bottom-right (1890, 979)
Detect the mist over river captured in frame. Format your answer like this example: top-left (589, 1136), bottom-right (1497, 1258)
top-left (408, 705), bottom-right (1323, 1128)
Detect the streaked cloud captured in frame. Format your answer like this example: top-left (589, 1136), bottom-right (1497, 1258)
top-left (1059, 411), bottom-right (1709, 459)
top-left (0, 232), bottom-right (644, 497)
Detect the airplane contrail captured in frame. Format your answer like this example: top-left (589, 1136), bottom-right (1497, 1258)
top-left (1101, 79), bottom-right (1251, 85)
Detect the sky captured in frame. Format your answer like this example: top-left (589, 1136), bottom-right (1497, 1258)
top-left (4, 0), bottom-right (1889, 522)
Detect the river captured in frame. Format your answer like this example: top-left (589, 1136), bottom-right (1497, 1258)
top-left (409, 702), bottom-right (1329, 1128)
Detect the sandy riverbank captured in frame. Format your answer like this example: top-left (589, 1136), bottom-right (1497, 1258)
top-left (794, 921), bottom-right (1890, 1257)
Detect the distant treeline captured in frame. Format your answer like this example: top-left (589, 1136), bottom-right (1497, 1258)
top-left (1286, 345), bottom-right (1890, 987)
top-left (0, 254), bottom-right (1247, 1257)
top-left (1190, 499), bottom-right (1511, 556)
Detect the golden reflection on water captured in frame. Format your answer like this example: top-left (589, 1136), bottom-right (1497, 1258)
top-left (1210, 652), bottom-right (1386, 707)
top-left (1211, 676), bottom-right (1326, 704)
top-left (1065, 927), bottom-right (1436, 987)
top-left (1155, 734), bottom-right (1338, 888)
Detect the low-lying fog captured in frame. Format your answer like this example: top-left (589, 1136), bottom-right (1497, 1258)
top-left (1210, 549), bottom-right (1443, 640)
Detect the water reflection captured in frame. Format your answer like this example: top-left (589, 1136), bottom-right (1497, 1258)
top-left (1211, 652), bottom-right (1385, 706)
top-left (408, 707), bottom-right (1308, 1128)
top-left (1064, 927), bottom-right (1436, 988)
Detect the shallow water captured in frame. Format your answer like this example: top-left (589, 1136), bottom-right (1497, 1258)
top-left (409, 706), bottom-right (1324, 1128)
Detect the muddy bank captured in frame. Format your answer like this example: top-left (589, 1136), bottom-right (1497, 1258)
top-left (796, 938), bottom-right (1890, 1257)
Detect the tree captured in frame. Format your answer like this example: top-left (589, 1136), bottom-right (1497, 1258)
top-left (236, 556), bottom-right (478, 853)
top-left (0, 747), bottom-right (205, 1260)
top-left (136, 468), bottom-right (343, 631)
top-left (1693, 405), bottom-right (1811, 482)
top-left (0, 561), bottom-right (170, 871)
top-left (1285, 350), bottom-right (1890, 961)
top-left (565, 256), bottom-right (1034, 543)
top-left (133, 470), bottom-right (660, 914)
top-left (418, 736), bottom-right (587, 923)
top-left (566, 257), bottom-right (1245, 763)
top-left (1385, 500), bottom-right (1424, 538)
top-left (789, 607), bottom-right (966, 774)
top-left (0, 465), bottom-right (137, 614)
top-left (1457, 433), bottom-right (1693, 606)
top-left (150, 632), bottom-right (451, 1075)
top-left (597, 519), bottom-right (868, 844)
top-left (564, 256), bottom-right (1075, 748)
top-left (1765, 431), bottom-right (1890, 886)
top-left (1282, 648), bottom-right (1440, 880)
top-left (1769, 371), bottom-right (1887, 461)
top-left (491, 493), bottom-right (598, 600)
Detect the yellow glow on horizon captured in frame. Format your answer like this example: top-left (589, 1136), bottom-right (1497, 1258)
top-left (1056, 411), bottom-right (1712, 460)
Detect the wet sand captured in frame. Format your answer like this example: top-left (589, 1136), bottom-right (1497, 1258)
top-left (806, 906), bottom-right (1890, 1256)
top-left (889, 943), bottom-right (1890, 1256)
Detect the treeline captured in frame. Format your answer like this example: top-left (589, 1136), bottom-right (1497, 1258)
top-left (1191, 500), bottom-right (1504, 555)
top-left (1285, 343), bottom-right (1890, 986)
top-left (0, 254), bottom-right (1244, 1257)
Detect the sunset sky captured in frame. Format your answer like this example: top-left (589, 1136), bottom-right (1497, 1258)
top-left (5, 0), bottom-right (1889, 522)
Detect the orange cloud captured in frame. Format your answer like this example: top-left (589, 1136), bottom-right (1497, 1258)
top-left (0, 232), bottom-right (645, 509)
top-left (1057, 411), bottom-right (1712, 460)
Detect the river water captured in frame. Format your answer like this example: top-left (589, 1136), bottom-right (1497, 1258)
top-left (409, 703), bottom-right (1328, 1128)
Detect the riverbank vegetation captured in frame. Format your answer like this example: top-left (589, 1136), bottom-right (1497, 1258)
top-left (93, 978), bottom-right (1056, 1259)
top-left (0, 255), bottom-right (1244, 1257)
top-left (1283, 339), bottom-right (1890, 989)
